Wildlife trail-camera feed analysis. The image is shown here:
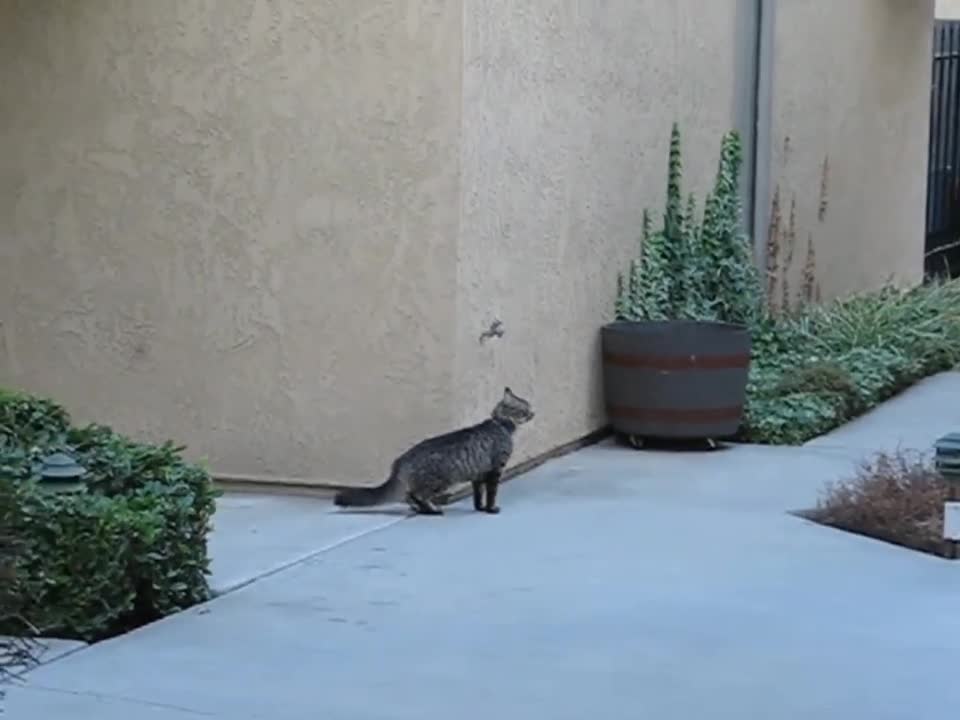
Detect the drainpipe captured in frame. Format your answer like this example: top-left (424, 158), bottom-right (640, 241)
top-left (749, 0), bottom-right (776, 266)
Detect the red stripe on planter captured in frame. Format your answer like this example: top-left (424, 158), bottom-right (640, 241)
top-left (602, 352), bottom-right (750, 370)
top-left (607, 405), bottom-right (744, 423)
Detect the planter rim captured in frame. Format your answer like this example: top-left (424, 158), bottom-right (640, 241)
top-left (602, 319), bottom-right (749, 333)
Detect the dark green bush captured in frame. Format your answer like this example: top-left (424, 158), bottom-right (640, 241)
top-left (0, 388), bottom-right (69, 449)
top-left (772, 361), bottom-right (863, 415)
top-left (743, 390), bottom-right (841, 446)
top-left (0, 391), bottom-right (217, 642)
top-left (1, 470), bottom-right (39, 680)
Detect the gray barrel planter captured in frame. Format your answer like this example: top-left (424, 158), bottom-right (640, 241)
top-left (601, 320), bottom-right (752, 441)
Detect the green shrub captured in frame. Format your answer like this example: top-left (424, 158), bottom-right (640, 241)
top-left (0, 388), bottom-right (70, 449)
top-left (742, 391), bottom-right (842, 446)
top-left (615, 123), bottom-right (762, 325)
top-left (0, 391), bottom-right (216, 641)
top-left (773, 361), bottom-right (863, 415)
top-left (741, 277), bottom-right (960, 444)
top-left (1, 471), bottom-right (39, 681)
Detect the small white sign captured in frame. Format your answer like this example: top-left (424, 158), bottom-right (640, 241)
top-left (944, 502), bottom-right (960, 542)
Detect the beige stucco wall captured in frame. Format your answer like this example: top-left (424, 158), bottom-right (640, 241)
top-left (765, 0), bottom-right (934, 307)
top-left (454, 0), bottom-right (748, 463)
top-left (0, 0), bottom-right (749, 484)
top-left (0, 0), bottom-right (463, 484)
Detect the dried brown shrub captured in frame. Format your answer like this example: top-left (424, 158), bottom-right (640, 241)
top-left (806, 450), bottom-right (952, 558)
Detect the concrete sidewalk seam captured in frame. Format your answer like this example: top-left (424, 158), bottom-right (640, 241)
top-left (40, 643), bottom-right (87, 665)
top-left (11, 683), bottom-right (221, 717)
top-left (211, 515), bottom-right (407, 597)
top-left (17, 515), bottom-right (408, 683)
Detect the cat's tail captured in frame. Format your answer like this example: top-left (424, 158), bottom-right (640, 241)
top-left (333, 463), bottom-right (402, 507)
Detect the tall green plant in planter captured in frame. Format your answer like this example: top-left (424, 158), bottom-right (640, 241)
top-left (603, 123), bottom-right (761, 447)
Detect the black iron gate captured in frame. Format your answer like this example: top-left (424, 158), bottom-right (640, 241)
top-left (927, 20), bottom-right (960, 278)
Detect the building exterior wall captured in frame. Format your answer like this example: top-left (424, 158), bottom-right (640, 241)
top-left (0, 0), bottom-right (938, 485)
top-left (0, 0), bottom-right (463, 485)
top-left (454, 0), bottom-right (748, 464)
top-left (765, 0), bottom-right (934, 306)
top-left (937, 0), bottom-right (960, 19)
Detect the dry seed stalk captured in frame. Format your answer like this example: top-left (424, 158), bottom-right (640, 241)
top-left (766, 185), bottom-right (782, 313)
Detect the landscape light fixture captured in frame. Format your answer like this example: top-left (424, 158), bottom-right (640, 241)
top-left (34, 451), bottom-right (87, 494)
top-left (934, 432), bottom-right (960, 559)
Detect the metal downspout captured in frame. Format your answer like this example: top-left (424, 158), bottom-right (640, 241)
top-left (749, 0), bottom-right (776, 265)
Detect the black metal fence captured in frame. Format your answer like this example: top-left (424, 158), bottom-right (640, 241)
top-left (927, 21), bottom-right (960, 277)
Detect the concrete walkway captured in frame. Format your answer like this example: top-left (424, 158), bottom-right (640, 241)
top-left (208, 491), bottom-right (403, 595)
top-left (6, 373), bottom-right (960, 718)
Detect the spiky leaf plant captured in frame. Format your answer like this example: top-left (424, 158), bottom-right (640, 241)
top-left (615, 124), bottom-right (761, 327)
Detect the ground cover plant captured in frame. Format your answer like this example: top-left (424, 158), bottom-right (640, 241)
top-left (803, 450), bottom-right (954, 558)
top-left (0, 388), bottom-right (217, 642)
top-left (741, 149), bottom-right (960, 445)
top-left (740, 277), bottom-right (960, 444)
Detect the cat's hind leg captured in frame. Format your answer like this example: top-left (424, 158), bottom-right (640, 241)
top-left (482, 471), bottom-right (502, 514)
top-left (406, 491), bottom-right (444, 515)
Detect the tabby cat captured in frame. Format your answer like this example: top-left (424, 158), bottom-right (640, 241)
top-left (333, 387), bottom-right (534, 515)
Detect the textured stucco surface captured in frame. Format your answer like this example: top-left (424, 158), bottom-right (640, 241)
top-left (455, 0), bottom-right (747, 462)
top-left (0, 0), bottom-right (462, 484)
top-left (765, 0), bottom-right (934, 305)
